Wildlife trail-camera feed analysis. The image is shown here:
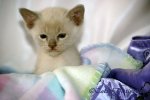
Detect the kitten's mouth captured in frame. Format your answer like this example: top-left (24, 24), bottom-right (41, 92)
top-left (44, 47), bottom-right (64, 56)
top-left (47, 48), bottom-right (61, 53)
top-left (47, 49), bottom-right (63, 57)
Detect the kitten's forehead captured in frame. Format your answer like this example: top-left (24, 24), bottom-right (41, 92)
top-left (41, 21), bottom-right (63, 36)
top-left (40, 7), bottom-right (68, 21)
top-left (37, 7), bottom-right (68, 34)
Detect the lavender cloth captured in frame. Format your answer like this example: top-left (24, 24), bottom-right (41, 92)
top-left (107, 36), bottom-right (150, 99)
top-left (108, 60), bottom-right (150, 100)
top-left (90, 78), bottom-right (139, 100)
top-left (127, 36), bottom-right (150, 66)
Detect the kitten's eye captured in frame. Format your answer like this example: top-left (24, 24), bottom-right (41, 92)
top-left (40, 34), bottom-right (47, 39)
top-left (57, 33), bottom-right (66, 40)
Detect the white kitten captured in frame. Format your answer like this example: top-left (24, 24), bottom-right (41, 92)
top-left (19, 4), bottom-right (84, 74)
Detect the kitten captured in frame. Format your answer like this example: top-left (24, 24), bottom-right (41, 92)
top-left (19, 4), bottom-right (84, 74)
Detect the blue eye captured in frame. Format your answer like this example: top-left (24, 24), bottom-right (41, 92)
top-left (57, 33), bottom-right (66, 39)
top-left (40, 34), bottom-right (47, 39)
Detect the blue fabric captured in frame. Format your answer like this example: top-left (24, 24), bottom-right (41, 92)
top-left (107, 36), bottom-right (150, 99)
top-left (127, 36), bottom-right (150, 66)
top-left (108, 61), bottom-right (150, 100)
top-left (90, 78), bottom-right (139, 100)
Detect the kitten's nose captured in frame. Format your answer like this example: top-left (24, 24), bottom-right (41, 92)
top-left (48, 40), bottom-right (57, 49)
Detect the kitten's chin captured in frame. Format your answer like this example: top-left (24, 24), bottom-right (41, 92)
top-left (47, 51), bottom-right (63, 57)
top-left (42, 48), bottom-right (63, 57)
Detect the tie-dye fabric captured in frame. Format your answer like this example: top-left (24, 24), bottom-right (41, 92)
top-left (0, 65), bottom-right (140, 100)
top-left (0, 65), bottom-right (103, 100)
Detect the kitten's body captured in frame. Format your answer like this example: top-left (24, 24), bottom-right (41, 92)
top-left (19, 5), bottom-right (84, 74)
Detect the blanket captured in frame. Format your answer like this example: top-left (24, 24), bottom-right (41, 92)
top-left (0, 43), bottom-right (143, 100)
top-left (81, 43), bottom-right (142, 69)
top-left (0, 65), bottom-right (103, 100)
top-left (108, 36), bottom-right (150, 99)
top-left (0, 65), bottom-right (140, 100)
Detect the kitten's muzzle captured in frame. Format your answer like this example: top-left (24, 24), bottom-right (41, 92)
top-left (48, 41), bottom-right (57, 50)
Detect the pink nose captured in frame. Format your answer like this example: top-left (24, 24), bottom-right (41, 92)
top-left (48, 39), bottom-right (57, 50)
top-left (48, 44), bottom-right (56, 49)
top-left (48, 41), bottom-right (57, 49)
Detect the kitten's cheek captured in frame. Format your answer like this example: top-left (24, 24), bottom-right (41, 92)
top-left (56, 46), bottom-right (64, 51)
top-left (55, 46), bottom-right (60, 50)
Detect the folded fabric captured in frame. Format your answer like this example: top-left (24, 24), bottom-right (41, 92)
top-left (127, 36), bottom-right (150, 66)
top-left (81, 43), bottom-right (142, 69)
top-left (90, 78), bottom-right (139, 100)
top-left (54, 65), bottom-right (103, 100)
top-left (107, 61), bottom-right (150, 99)
top-left (0, 65), bottom-right (104, 100)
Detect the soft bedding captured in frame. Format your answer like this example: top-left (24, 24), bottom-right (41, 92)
top-left (108, 36), bottom-right (150, 100)
top-left (0, 66), bottom-right (139, 100)
top-left (0, 65), bottom-right (103, 100)
top-left (91, 78), bottom-right (139, 100)
top-left (81, 43), bottom-right (142, 69)
top-left (0, 43), bottom-right (143, 100)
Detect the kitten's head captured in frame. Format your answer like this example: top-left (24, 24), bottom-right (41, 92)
top-left (19, 4), bottom-right (84, 56)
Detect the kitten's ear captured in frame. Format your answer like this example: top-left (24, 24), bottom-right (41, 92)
top-left (67, 4), bottom-right (85, 26)
top-left (19, 8), bottom-right (38, 29)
